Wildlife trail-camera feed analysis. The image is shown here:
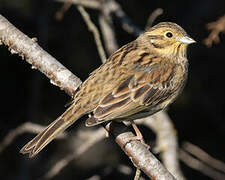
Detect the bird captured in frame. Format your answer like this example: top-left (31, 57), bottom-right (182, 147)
top-left (20, 22), bottom-right (195, 158)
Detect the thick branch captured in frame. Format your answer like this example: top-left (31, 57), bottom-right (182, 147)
top-left (137, 112), bottom-right (185, 180)
top-left (0, 14), bottom-right (81, 96)
top-left (106, 122), bottom-right (175, 180)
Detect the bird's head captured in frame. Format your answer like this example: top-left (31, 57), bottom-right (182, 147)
top-left (140, 22), bottom-right (196, 59)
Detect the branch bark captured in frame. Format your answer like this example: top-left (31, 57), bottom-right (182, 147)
top-left (107, 122), bottom-right (175, 180)
top-left (0, 14), bottom-right (81, 97)
top-left (138, 113), bottom-right (185, 180)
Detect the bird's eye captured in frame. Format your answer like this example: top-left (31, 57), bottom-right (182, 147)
top-left (166, 32), bottom-right (173, 38)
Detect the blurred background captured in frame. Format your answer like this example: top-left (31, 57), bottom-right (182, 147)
top-left (0, 0), bottom-right (225, 179)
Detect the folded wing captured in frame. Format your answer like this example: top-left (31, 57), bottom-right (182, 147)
top-left (85, 62), bottom-right (175, 126)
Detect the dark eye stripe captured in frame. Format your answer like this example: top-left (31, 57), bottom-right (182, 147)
top-left (148, 35), bottom-right (164, 40)
top-left (151, 42), bottom-right (167, 49)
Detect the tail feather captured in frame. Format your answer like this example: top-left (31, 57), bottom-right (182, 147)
top-left (20, 106), bottom-right (82, 158)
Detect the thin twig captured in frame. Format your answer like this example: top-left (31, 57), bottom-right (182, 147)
top-left (145, 8), bottom-right (163, 29)
top-left (98, 0), bottom-right (120, 55)
top-left (117, 164), bottom-right (146, 180)
top-left (86, 175), bottom-right (101, 180)
top-left (179, 149), bottom-right (225, 180)
top-left (55, 0), bottom-right (72, 20)
top-left (58, 0), bottom-right (142, 36)
top-left (134, 168), bottom-right (141, 180)
top-left (0, 122), bottom-right (67, 153)
top-left (77, 5), bottom-right (107, 63)
top-left (102, 0), bottom-right (142, 36)
top-left (98, 14), bottom-right (118, 56)
top-left (55, 0), bottom-right (101, 9)
top-left (182, 142), bottom-right (225, 174)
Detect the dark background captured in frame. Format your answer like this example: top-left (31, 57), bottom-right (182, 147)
top-left (0, 0), bottom-right (225, 179)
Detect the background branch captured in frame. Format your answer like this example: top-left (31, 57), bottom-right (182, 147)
top-left (77, 5), bottom-right (107, 63)
top-left (145, 8), bottom-right (163, 30)
top-left (0, 122), bottom-right (67, 153)
top-left (55, 0), bottom-right (101, 9)
top-left (203, 14), bottom-right (225, 47)
top-left (98, 14), bottom-right (118, 55)
top-left (40, 128), bottom-right (106, 180)
top-left (179, 149), bottom-right (225, 180)
top-left (182, 142), bottom-right (225, 174)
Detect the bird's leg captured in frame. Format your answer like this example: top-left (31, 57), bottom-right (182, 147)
top-left (131, 122), bottom-right (144, 143)
top-left (129, 121), bottom-right (150, 149)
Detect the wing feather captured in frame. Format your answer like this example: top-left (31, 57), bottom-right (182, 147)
top-left (85, 62), bottom-right (175, 126)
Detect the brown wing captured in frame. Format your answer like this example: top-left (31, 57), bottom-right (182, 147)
top-left (85, 62), bottom-right (175, 126)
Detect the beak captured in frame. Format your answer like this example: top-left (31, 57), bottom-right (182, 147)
top-left (179, 36), bottom-right (196, 44)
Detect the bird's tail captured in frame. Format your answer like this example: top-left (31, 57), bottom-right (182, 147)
top-left (20, 105), bottom-right (83, 158)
